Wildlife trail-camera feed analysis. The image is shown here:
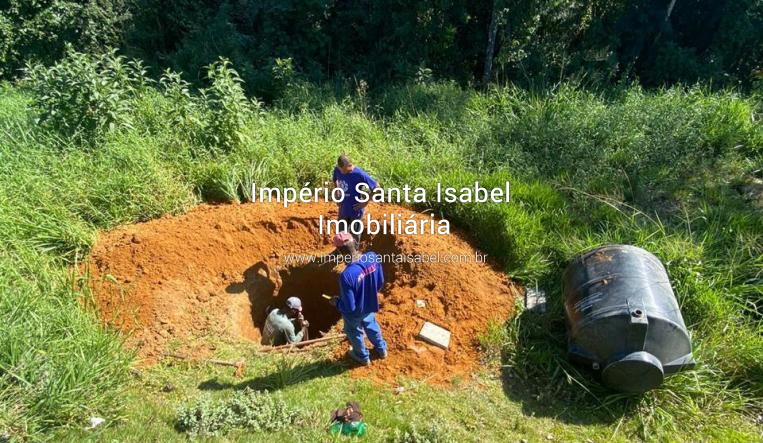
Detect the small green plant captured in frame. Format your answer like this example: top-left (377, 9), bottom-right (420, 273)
top-left (176, 388), bottom-right (301, 437)
top-left (415, 66), bottom-right (433, 85)
top-left (175, 395), bottom-right (231, 437)
top-left (390, 423), bottom-right (453, 443)
top-left (272, 57), bottom-right (296, 91)
top-left (478, 319), bottom-right (513, 364)
top-left (158, 69), bottom-right (204, 145)
top-left (225, 387), bottom-right (301, 431)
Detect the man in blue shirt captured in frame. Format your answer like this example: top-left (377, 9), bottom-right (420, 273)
top-left (331, 232), bottom-right (388, 366)
top-left (333, 154), bottom-right (379, 244)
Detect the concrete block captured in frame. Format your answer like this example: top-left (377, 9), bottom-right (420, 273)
top-left (524, 288), bottom-right (547, 313)
top-left (418, 321), bottom-right (451, 349)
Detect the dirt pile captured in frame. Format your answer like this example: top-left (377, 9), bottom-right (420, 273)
top-left (86, 202), bottom-right (519, 383)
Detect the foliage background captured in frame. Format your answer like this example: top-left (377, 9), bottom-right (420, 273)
top-left (2, 0), bottom-right (762, 98)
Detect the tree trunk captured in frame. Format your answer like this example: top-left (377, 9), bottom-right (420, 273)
top-left (665, 0), bottom-right (677, 22)
top-left (654, 0), bottom-right (678, 45)
top-left (482, 1), bottom-right (500, 86)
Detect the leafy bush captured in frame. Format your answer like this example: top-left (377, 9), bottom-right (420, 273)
top-left (176, 388), bottom-right (301, 437)
top-left (23, 49), bottom-right (149, 144)
top-left (224, 387), bottom-right (300, 430)
top-left (157, 69), bottom-right (204, 146)
top-left (175, 396), bottom-right (230, 437)
top-left (22, 52), bottom-right (259, 152)
top-left (199, 59), bottom-right (259, 153)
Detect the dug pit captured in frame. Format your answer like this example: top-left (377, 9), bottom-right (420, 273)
top-left (227, 261), bottom-right (343, 336)
top-left (86, 202), bottom-right (519, 384)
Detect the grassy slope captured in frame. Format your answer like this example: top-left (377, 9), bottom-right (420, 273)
top-left (0, 78), bottom-right (761, 441)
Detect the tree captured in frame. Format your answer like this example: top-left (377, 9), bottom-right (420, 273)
top-left (0, 0), bottom-right (130, 79)
top-left (482, 0), bottom-right (501, 85)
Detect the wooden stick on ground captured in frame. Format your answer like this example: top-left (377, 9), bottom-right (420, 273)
top-left (165, 353), bottom-right (247, 378)
top-left (208, 359), bottom-right (247, 378)
top-left (259, 333), bottom-right (346, 352)
top-left (267, 339), bottom-right (336, 354)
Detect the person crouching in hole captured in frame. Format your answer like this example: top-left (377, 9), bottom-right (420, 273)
top-left (330, 232), bottom-right (388, 366)
top-left (261, 297), bottom-right (310, 346)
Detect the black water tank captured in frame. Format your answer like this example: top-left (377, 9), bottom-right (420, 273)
top-left (563, 245), bottom-right (695, 393)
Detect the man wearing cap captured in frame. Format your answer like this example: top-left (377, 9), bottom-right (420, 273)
top-left (331, 232), bottom-right (388, 365)
top-left (333, 154), bottom-right (379, 244)
top-left (261, 297), bottom-right (310, 346)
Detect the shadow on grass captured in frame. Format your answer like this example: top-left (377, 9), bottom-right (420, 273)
top-left (198, 357), bottom-right (347, 392)
top-left (499, 307), bottom-right (640, 427)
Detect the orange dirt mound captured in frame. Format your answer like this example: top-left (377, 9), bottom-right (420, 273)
top-left (87, 202), bottom-right (519, 384)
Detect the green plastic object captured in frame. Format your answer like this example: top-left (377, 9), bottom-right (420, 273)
top-left (330, 420), bottom-right (367, 437)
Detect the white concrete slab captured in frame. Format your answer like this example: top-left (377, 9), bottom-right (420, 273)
top-left (418, 321), bottom-right (451, 349)
top-left (524, 288), bottom-right (547, 313)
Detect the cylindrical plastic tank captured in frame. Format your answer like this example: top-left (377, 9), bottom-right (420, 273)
top-left (563, 245), bottom-right (695, 393)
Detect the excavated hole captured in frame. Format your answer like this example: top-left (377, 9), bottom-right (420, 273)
top-left (230, 261), bottom-right (342, 338)
top-left (268, 264), bottom-right (342, 335)
top-left (230, 233), bottom-right (402, 340)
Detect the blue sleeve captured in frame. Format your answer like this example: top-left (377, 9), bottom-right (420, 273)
top-left (337, 273), bottom-right (356, 315)
top-left (332, 167), bottom-right (339, 183)
top-left (361, 169), bottom-right (378, 189)
top-left (370, 254), bottom-right (384, 288)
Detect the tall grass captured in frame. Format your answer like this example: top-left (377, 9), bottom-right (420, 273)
top-left (0, 87), bottom-right (195, 435)
top-left (0, 246), bottom-right (132, 436)
top-left (0, 51), bottom-right (761, 439)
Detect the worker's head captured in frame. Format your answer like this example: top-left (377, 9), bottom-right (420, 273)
top-left (337, 154), bottom-right (353, 174)
top-left (332, 232), bottom-right (357, 257)
top-left (285, 296), bottom-right (302, 316)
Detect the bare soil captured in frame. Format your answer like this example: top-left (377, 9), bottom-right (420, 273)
top-left (86, 202), bottom-right (519, 384)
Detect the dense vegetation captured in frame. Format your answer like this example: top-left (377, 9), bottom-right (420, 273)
top-left (2, 0), bottom-right (762, 98)
top-left (0, 49), bottom-right (760, 439)
top-left (1, 0), bottom-right (762, 439)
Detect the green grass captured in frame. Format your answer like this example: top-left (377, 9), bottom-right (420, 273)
top-left (52, 344), bottom-right (630, 442)
top-left (0, 56), bottom-right (761, 440)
